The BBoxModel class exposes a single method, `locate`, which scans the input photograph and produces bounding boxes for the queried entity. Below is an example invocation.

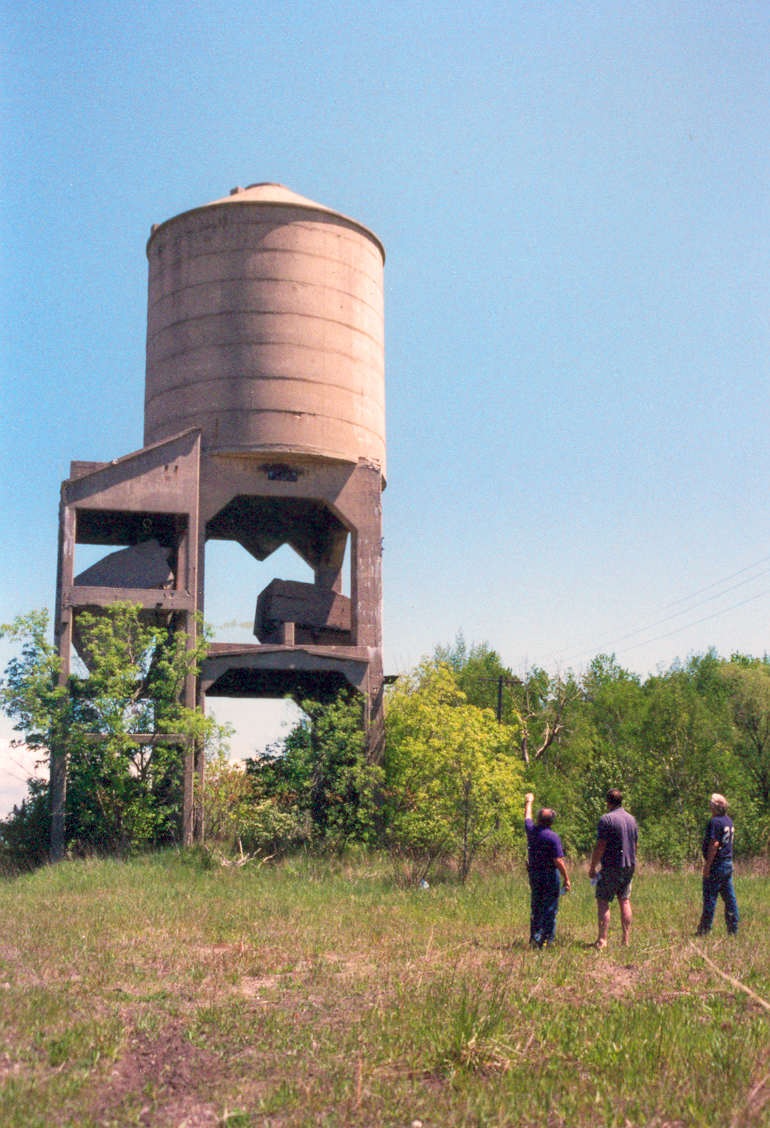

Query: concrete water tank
[144,183,386,474]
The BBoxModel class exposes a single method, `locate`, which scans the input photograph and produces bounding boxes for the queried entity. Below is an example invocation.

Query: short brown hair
[537,808,556,828]
[606,789,623,809]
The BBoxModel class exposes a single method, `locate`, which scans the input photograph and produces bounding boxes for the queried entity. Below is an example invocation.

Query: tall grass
[0,853,768,1127]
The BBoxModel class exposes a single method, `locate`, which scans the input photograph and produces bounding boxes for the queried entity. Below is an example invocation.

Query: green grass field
[0,852,768,1128]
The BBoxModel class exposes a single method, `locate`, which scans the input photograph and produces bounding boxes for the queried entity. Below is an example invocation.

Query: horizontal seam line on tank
[146,335,383,369]
[154,218,372,243]
[149,223,382,263]
[144,374,384,406]
[144,405,384,439]
[146,288,381,324]
[147,291,382,329]
[147,354,383,380]
[147,260,381,307]
[146,308,383,351]
[149,257,382,294]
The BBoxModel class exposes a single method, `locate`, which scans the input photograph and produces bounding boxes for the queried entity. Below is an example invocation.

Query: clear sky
[1,1,768,812]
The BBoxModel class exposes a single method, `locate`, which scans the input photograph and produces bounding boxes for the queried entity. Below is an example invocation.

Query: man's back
[525,819,564,871]
[598,807,638,868]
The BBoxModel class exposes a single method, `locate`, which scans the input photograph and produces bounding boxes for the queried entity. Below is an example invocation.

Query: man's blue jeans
[699,861,739,935]
[529,870,561,947]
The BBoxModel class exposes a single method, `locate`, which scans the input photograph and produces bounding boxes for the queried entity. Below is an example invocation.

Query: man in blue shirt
[524,792,570,948]
[589,788,638,949]
[697,793,739,936]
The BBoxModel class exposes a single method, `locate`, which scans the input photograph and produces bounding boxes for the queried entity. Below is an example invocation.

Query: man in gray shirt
[588,788,638,949]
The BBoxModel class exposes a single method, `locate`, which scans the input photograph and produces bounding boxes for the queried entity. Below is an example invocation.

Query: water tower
[54,184,386,855]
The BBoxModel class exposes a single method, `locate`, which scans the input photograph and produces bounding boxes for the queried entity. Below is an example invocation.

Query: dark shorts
[596,866,634,903]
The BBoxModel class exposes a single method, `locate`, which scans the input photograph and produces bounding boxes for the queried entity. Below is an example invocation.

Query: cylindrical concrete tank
[144,183,386,474]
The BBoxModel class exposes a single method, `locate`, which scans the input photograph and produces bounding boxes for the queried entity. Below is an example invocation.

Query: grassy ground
[0,852,768,1128]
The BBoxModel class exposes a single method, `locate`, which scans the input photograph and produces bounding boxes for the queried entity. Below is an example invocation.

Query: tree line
[427,634,770,866]
[1,612,769,876]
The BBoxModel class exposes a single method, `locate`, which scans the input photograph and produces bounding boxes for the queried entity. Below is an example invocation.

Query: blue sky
[1,1,768,810]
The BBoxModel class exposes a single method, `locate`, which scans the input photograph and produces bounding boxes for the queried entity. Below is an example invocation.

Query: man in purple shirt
[524,792,570,948]
[589,788,638,949]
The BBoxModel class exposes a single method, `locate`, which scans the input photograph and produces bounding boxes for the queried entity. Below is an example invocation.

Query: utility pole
[476,674,523,722]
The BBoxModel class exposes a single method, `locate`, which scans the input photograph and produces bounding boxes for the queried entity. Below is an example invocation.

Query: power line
[562,565,770,664]
[647,553,770,613]
[612,585,770,657]
[540,551,770,669]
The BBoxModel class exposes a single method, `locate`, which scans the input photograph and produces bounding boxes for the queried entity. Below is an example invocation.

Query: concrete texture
[74,539,174,590]
[254,579,351,646]
[145,183,386,475]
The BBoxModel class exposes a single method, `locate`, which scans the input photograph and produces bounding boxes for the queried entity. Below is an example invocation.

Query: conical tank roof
[208,182,340,211]
[148,182,384,259]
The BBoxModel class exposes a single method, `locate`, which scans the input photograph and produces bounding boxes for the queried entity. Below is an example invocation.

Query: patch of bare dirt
[584,961,641,999]
[240,973,282,997]
[89,1021,227,1128]
[0,1050,25,1084]
[729,1062,770,1128]
[239,951,378,1002]
[321,951,379,978]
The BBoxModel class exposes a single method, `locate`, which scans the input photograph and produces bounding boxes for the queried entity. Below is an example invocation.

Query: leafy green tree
[384,660,523,882]
[721,658,770,809]
[509,666,583,767]
[0,605,227,862]
[433,633,517,721]
[557,651,761,864]
[0,609,83,867]
[0,778,52,870]
[635,668,730,862]
[202,754,303,857]
[529,656,639,855]
[201,755,257,844]
[432,633,580,766]
[572,655,645,776]
[0,608,73,773]
[247,691,382,851]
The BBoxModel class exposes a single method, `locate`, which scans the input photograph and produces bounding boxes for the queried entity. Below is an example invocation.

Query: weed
[435,984,511,1076]
[221,1112,254,1127]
